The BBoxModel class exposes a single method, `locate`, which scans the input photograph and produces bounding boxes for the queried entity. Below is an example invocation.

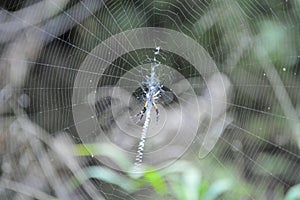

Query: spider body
[136,83,163,122]
[135,47,164,123]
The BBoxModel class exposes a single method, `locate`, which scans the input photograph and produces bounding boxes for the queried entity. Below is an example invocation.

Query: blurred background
[1,0,300,199]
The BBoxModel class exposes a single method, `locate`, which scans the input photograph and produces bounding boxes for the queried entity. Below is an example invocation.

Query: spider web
[1,0,300,199]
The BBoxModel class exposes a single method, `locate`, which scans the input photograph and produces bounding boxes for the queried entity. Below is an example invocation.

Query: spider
[135,46,165,123]
[136,84,163,123]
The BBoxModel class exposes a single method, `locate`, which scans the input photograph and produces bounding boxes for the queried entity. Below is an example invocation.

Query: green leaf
[203,179,233,200]
[284,184,300,200]
[161,161,201,200]
[182,166,201,200]
[143,169,167,195]
[68,166,137,192]
[199,181,210,199]
[74,143,131,171]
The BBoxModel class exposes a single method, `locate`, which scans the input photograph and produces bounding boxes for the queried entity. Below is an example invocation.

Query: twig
[257,47,300,148]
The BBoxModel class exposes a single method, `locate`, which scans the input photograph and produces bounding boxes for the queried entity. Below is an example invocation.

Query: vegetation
[0,0,300,199]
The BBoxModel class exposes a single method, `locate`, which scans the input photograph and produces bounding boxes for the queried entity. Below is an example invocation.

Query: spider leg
[136,101,149,120]
[153,90,160,97]
[152,102,160,122]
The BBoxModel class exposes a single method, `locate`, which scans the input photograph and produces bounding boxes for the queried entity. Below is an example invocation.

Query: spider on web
[135,47,165,123]
[136,83,164,123]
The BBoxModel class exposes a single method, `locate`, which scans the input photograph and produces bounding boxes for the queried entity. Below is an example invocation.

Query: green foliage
[71,145,251,199]
[285,183,300,200]
[257,20,297,67]
[68,166,136,192]
[202,179,233,200]
[68,162,240,200]
[161,161,201,200]
[143,169,167,195]
[75,143,131,171]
